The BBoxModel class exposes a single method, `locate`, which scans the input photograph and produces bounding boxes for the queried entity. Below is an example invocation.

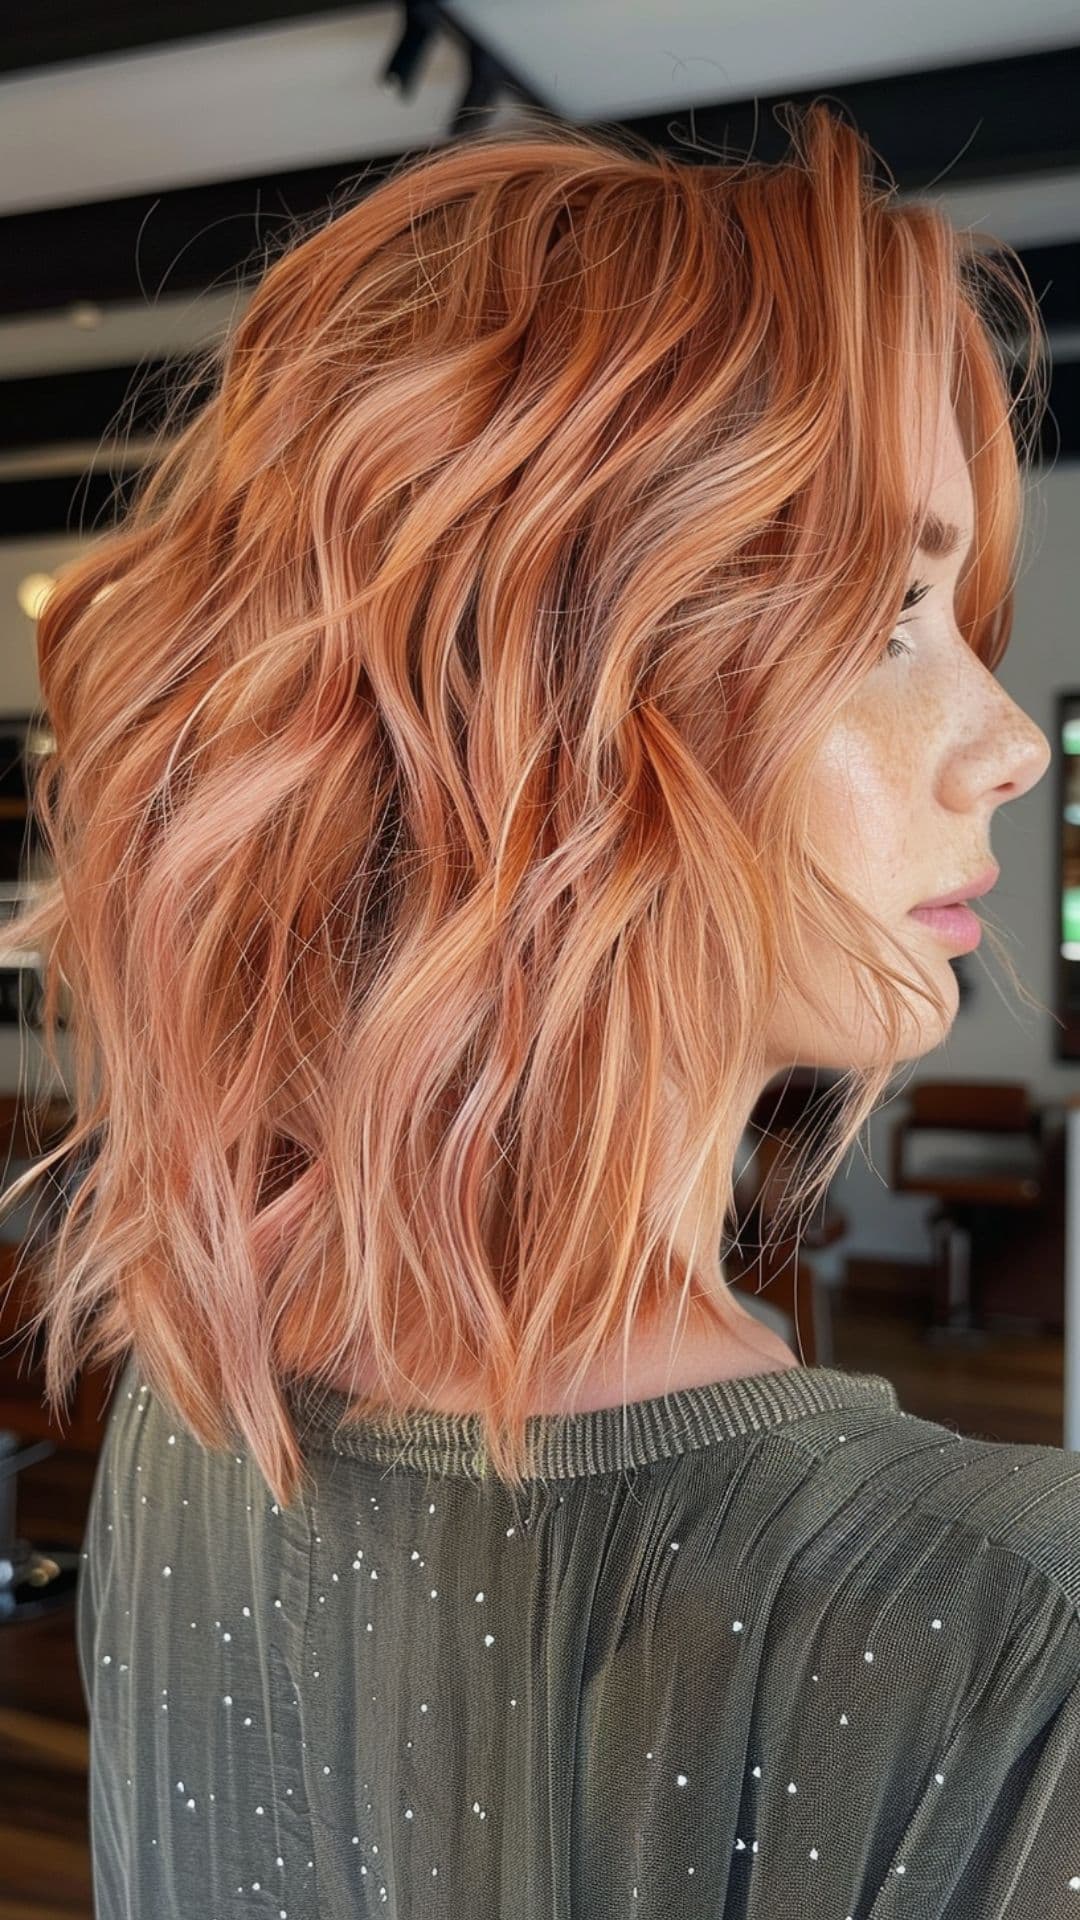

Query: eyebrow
[916,510,967,560]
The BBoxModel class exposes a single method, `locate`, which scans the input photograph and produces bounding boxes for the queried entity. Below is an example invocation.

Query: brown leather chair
[890,1080,1050,1341]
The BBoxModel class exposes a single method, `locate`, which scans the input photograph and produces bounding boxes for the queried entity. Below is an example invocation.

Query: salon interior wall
[0,460,1077,1265]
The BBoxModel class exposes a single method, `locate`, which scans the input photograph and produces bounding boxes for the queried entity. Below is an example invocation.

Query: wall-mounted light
[68,303,104,330]
[17,574,56,621]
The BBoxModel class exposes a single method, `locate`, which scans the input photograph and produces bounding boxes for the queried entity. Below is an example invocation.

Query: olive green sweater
[77,1350,1080,1917]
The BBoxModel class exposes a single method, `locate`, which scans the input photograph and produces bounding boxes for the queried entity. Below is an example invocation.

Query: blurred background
[0,5,1077,1910]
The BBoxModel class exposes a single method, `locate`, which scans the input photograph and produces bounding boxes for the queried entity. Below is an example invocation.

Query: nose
[991,712,1051,807]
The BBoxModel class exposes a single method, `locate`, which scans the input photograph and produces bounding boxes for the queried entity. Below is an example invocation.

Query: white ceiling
[0,9,475,218]
[455,0,1080,121]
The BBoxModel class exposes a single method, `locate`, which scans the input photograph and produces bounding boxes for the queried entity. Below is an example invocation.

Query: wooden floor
[0,1271,1069,1918]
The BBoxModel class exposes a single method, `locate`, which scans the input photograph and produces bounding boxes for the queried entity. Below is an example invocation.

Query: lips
[911,863,999,912]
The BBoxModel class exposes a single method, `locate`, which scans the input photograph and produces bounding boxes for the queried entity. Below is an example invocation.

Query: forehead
[908,381,975,549]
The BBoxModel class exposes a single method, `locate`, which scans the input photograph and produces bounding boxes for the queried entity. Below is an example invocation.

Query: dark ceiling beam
[1,45,1079,321]
[0,153,401,320]
[0,468,145,542]
[0,0,390,78]
[1021,240,1080,332]
[620,42,1080,187]
[0,360,214,452]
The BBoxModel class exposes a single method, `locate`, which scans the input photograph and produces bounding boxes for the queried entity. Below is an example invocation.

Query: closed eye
[901,579,931,615]
[883,578,931,663]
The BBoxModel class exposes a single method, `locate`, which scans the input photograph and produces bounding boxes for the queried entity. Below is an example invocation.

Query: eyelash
[885,578,930,658]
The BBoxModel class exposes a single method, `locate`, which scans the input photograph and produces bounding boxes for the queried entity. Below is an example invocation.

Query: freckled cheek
[808,720,921,893]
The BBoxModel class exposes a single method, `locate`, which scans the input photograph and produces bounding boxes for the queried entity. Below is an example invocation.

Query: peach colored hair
[2,104,1047,1502]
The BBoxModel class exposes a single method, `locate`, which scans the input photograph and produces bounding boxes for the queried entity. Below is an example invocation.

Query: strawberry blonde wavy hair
[2,103,1047,1502]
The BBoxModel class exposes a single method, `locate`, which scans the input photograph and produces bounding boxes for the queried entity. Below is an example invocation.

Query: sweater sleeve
[994,1670,1080,1919]
[935,1642,1080,1919]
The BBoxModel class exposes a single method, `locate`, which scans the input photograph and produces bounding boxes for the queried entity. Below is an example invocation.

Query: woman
[9,105,1078,1916]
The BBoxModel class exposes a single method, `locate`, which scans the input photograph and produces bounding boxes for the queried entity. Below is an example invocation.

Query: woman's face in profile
[764,385,1052,1075]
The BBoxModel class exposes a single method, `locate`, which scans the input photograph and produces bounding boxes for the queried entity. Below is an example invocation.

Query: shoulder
[770,1397,1080,1619]
[667,1408,1080,1911]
